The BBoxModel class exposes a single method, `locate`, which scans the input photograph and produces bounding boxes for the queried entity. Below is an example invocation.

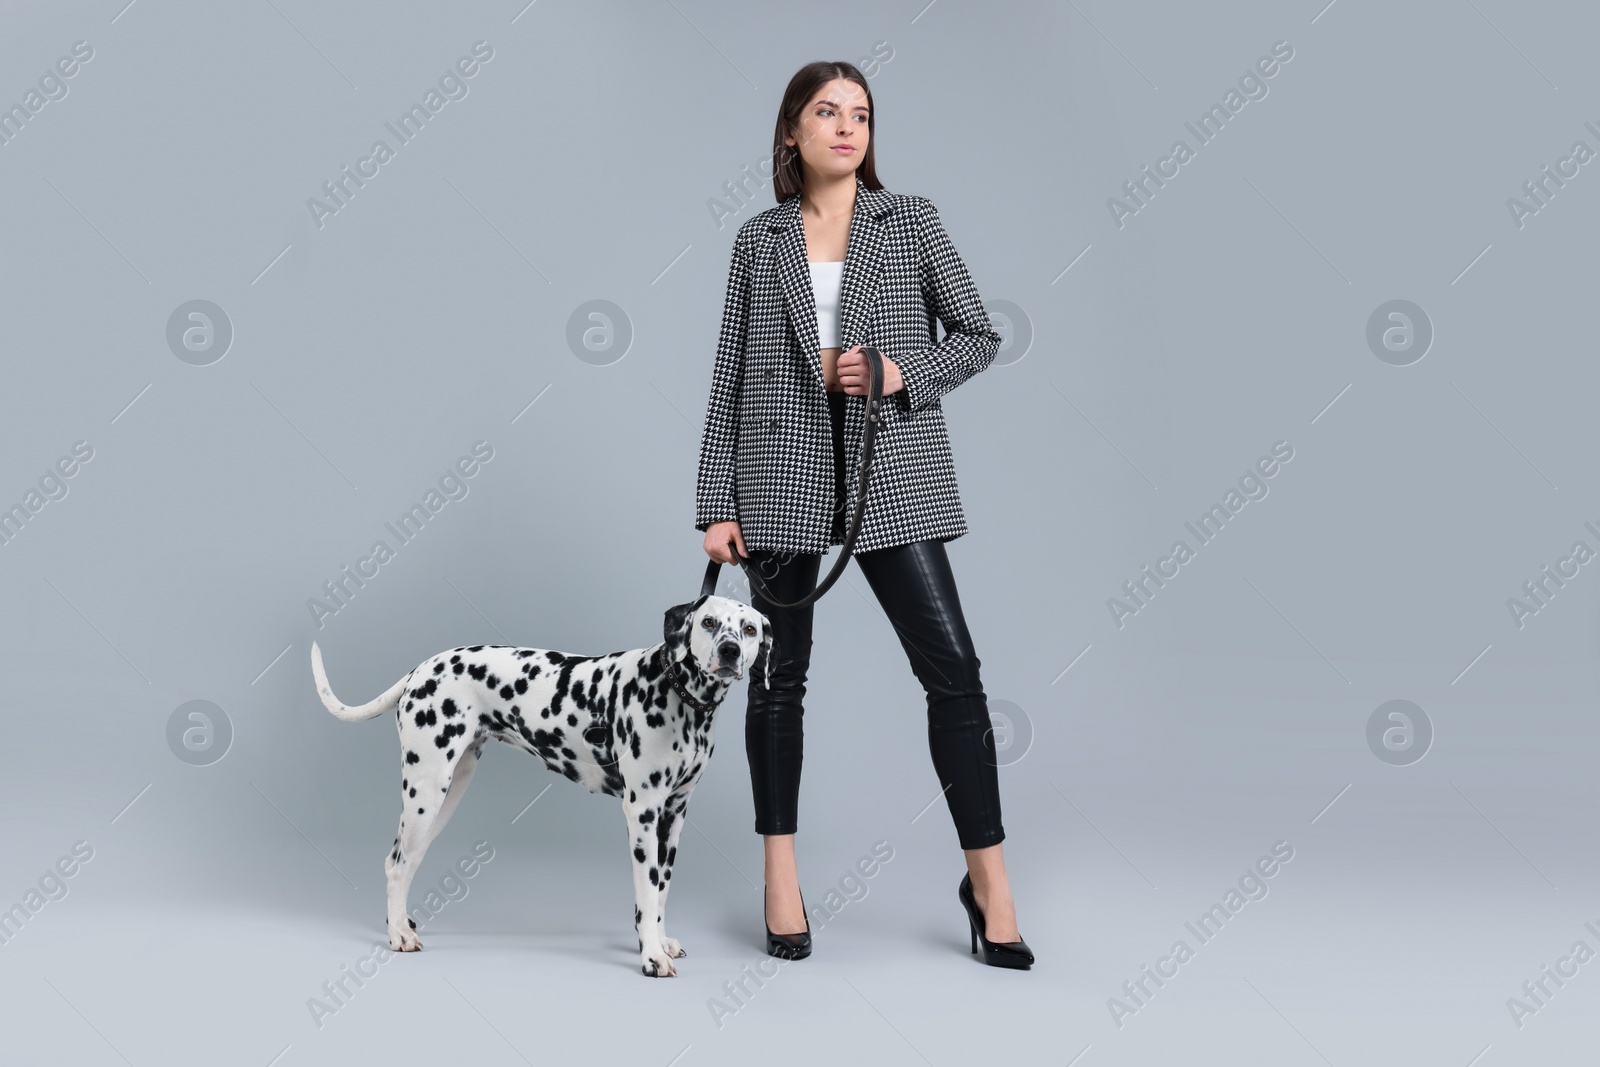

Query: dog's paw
[388,919,422,952]
[640,948,679,977]
[663,936,686,958]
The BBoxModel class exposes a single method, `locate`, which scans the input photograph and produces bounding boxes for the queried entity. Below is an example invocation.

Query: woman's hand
[704,521,748,564]
[837,345,904,397]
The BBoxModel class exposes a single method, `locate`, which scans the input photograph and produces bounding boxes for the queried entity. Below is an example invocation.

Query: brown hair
[770,61,883,203]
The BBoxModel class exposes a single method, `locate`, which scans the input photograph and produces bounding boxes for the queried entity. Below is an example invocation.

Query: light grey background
[2,0,1596,1063]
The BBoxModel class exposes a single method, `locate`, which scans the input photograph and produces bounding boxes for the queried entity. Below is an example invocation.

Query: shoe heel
[958,872,1035,970]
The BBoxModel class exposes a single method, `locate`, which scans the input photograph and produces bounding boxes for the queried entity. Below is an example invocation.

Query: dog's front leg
[655,790,691,960]
[622,795,676,977]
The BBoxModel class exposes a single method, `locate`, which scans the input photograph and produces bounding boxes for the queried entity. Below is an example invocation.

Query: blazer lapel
[773,173,896,395]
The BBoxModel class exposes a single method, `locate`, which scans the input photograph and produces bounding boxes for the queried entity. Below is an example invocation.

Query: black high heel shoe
[764,881,812,960]
[958,872,1034,969]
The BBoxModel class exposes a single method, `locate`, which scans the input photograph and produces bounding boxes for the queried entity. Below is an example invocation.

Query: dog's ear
[663,594,711,659]
[755,615,776,690]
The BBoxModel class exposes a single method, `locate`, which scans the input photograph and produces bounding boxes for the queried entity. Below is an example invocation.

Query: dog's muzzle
[713,640,742,678]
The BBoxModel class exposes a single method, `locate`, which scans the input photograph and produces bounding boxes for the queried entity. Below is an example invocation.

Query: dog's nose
[717,641,740,665]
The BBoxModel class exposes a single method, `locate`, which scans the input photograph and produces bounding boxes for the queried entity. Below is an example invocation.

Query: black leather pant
[743,389,1005,850]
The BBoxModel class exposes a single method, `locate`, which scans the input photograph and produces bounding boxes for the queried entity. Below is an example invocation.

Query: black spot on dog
[409,787,416,798]
[405,750,420,764]
[441,698,459,718]
[500,685,514,700]
[514,677,528,694]
[467,663,488,681]
[467,645,484,653]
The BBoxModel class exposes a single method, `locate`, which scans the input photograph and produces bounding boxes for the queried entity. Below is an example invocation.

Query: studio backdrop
[1,1,1597,1064]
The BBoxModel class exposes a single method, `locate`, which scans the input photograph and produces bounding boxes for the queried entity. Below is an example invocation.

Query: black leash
[700,346,887,611]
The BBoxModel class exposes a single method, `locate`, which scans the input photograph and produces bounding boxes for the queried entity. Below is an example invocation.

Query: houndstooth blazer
[695,172,1001,556]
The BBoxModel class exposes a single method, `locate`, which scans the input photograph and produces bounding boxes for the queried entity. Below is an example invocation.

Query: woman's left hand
[836,345,904,397]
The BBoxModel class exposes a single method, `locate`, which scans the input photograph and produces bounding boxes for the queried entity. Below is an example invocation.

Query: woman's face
[784,77,870,182]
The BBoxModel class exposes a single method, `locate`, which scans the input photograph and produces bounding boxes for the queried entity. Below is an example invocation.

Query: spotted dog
[309,592,771,977]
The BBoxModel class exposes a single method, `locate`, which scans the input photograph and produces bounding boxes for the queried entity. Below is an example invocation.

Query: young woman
[694,61,1032,969]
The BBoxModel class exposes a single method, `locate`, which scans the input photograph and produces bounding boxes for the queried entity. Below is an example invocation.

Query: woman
[694,61,1032,969]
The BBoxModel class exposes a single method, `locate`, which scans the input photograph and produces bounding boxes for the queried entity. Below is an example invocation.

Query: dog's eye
[744,625,756,636]
[701,617,714,628]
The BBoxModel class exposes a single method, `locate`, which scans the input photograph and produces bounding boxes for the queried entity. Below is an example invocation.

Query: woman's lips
[831,145,855,153]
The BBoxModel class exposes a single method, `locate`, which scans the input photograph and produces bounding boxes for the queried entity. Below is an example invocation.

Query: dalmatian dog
[309,592,771,977]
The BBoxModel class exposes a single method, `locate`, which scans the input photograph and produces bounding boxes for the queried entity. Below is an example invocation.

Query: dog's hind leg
[654,789,691,960]
[384,740,482,951]
[430,736,484,837]
[622,793,677,976]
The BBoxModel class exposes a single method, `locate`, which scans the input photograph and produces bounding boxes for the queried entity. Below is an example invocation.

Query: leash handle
[701,346,886,610]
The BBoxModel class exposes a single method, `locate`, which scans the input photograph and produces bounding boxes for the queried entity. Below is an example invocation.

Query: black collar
[668,657,717,713]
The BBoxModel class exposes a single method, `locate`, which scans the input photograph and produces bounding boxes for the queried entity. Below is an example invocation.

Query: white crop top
[809,260,844,349]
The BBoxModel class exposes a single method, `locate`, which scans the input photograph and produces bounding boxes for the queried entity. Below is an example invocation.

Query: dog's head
[663,593,775,687]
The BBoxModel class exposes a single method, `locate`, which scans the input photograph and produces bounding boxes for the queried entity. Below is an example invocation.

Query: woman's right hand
[703,521,748,564]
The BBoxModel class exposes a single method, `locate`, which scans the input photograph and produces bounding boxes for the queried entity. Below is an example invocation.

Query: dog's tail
[310,642,411,722]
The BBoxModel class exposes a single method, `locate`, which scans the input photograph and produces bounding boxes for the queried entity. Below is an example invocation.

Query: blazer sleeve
[891,196,1002,416]
[694,219,753,532]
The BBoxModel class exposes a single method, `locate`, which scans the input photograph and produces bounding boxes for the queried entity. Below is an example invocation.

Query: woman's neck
[800,172,856,223]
